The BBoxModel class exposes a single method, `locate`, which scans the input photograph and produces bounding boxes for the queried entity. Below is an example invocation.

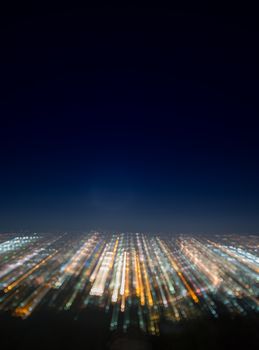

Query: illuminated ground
[0,232,258,336]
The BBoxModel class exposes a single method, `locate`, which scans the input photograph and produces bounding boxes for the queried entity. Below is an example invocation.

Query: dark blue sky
[1,7,259,233]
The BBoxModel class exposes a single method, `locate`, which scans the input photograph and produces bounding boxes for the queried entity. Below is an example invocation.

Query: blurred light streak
[0,232,258,332]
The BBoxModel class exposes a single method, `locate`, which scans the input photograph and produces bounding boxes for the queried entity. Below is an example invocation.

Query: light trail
[0,232,258,333]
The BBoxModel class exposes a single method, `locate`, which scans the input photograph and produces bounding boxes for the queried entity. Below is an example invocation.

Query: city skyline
[0,232,258,335]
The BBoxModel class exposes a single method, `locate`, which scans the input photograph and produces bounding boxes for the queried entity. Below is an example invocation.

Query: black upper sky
[1,6,259,233]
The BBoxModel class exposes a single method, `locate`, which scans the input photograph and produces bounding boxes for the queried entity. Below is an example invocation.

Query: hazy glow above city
[0,232,258,334]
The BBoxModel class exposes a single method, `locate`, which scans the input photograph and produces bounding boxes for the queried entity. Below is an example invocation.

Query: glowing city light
[0,232,258,334]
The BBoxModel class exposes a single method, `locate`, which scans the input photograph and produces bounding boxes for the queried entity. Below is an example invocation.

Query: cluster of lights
[0,232,258,334]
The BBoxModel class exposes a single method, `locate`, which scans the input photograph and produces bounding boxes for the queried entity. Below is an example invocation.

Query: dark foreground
[0,310,258,350]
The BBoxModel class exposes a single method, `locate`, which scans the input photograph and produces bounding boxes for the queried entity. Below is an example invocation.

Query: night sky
[1,7,259,233]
